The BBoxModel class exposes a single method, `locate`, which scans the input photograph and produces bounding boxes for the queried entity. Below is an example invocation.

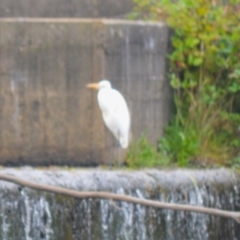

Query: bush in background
[128,0,240,167]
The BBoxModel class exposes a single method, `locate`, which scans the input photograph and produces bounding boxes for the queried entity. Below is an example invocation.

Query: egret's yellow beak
[86,83,100,89]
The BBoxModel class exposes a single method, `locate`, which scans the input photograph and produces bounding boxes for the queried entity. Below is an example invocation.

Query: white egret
[87,80,131,167]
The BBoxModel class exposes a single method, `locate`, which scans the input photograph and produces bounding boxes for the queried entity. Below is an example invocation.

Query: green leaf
[185,38,200,48]
[170,74,181,88]
[192,57,203,66]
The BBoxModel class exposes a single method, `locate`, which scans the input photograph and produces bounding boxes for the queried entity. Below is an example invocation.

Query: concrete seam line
[0,173,239,223]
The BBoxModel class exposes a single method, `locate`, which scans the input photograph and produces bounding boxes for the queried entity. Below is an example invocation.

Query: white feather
[96,80,131,148]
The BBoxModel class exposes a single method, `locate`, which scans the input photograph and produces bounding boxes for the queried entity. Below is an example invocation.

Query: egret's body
[87,80,131,166]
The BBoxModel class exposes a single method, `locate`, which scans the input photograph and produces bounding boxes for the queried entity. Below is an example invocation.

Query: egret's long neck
[97,88,113,113]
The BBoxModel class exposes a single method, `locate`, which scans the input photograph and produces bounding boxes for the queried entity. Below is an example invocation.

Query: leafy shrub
[126,135,170,168]
[129,0,240,167]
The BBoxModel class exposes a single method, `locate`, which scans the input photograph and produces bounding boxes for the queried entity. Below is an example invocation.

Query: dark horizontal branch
[0,173,239,223]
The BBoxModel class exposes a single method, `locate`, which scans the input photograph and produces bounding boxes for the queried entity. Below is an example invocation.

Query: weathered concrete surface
[0,19,172,166]
[0,168,239,240]
[0,0,133,18]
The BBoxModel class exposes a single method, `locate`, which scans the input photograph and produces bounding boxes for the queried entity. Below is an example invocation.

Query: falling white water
[0,169,239,240]
[32,196,53,240]
[22,191,32,240]
[1,204,10,240]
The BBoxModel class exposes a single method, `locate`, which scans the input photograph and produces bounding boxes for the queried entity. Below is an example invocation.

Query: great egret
[87,80,131,167]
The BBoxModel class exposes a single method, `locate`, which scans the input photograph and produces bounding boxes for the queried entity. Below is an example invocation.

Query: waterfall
[0,168,239,240]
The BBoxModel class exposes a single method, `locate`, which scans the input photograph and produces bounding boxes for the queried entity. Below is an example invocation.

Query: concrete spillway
[0,168,239,240]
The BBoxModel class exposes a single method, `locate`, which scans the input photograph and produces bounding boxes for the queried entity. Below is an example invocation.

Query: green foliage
[159,120,200,166]
[231,156,240,169]
[126,135,170,168]
[129,0,240,167]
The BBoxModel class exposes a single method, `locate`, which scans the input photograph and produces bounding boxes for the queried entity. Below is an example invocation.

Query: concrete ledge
[0,0,133,18]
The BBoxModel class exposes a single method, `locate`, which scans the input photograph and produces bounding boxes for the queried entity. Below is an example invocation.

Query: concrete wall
[0,19,172,166]
[0,0,133,18]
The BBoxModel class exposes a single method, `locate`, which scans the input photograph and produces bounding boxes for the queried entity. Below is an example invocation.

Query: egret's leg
[109,146,113,170]
[118,145,122,169]
[109,135,114,169]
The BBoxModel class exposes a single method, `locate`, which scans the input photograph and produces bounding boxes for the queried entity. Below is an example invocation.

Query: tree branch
[0,173,239,223]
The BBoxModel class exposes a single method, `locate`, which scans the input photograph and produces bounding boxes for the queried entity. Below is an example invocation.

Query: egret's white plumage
[87,80,130,149]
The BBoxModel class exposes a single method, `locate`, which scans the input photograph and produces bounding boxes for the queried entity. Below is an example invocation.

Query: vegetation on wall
[127,0,240,168]
[126,135,170,168]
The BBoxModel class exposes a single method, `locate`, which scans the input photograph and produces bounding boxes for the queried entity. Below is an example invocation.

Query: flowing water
[0,168,239,240]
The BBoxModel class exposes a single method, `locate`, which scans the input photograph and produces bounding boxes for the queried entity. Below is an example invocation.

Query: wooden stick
[0,173,239,223]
